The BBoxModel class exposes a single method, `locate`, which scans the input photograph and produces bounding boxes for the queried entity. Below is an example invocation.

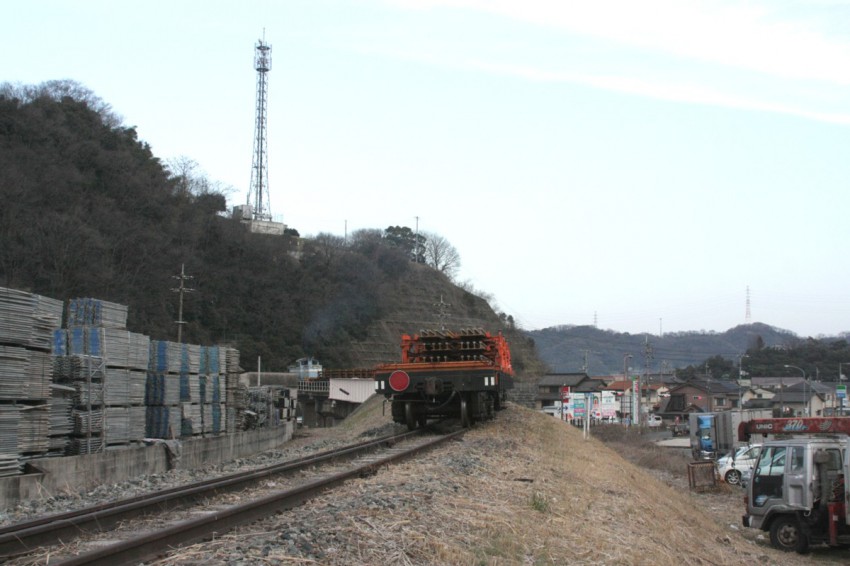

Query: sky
[4,0,850,337]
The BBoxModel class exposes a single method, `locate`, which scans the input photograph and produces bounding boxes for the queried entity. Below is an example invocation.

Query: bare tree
[422,232,461,279]
[310,232,347,268]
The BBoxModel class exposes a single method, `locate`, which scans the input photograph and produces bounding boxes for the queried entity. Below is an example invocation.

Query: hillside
[527,322,804,375]
[0,82,545,377]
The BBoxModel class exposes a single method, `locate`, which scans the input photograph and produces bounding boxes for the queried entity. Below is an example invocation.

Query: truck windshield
[752,446,786,507]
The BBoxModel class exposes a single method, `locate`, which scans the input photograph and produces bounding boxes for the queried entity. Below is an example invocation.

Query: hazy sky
[5,0,850,337]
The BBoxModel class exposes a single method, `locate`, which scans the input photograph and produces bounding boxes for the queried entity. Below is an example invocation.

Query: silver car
[716,444,762,486]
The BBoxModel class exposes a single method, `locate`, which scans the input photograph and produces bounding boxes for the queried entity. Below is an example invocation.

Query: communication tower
[745,285,752,324]
[247,36,272,222]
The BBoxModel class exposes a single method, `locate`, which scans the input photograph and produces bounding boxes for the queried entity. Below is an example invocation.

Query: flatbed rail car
[374,328,514,429]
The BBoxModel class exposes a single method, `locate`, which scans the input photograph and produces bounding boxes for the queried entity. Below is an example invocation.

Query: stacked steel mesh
[0,287,62,474]
[0,285,250,470]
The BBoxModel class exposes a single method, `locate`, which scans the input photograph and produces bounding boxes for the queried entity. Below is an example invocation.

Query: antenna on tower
[745,285,752,324]
[247,33,272,222]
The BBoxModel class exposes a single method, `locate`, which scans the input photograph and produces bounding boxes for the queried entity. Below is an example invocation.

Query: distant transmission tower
[247,35,272,222]
[745,285,752,324]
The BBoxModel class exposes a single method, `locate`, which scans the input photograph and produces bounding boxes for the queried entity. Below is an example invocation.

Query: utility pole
[738,353,748,412]
[623,353,633,427]
[581,349,595,374]
[171,264,194,344]
[639,336,653,427]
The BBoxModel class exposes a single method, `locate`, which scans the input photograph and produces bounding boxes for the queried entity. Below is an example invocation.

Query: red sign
[388,370,410,392]
[560,386,571,401]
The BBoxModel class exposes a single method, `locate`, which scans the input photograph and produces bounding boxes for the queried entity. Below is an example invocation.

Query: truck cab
[743,436,848,552]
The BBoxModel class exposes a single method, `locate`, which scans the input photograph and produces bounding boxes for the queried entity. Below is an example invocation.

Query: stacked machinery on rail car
[374,328,514,429]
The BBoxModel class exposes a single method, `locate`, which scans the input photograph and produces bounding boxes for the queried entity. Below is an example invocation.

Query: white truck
[739,417,850,553]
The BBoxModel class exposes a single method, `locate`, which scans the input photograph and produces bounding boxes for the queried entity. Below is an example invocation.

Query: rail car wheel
[405,402,417,431]
[460,394,474,428]
[485,395,494,420]
[417,411,427,428]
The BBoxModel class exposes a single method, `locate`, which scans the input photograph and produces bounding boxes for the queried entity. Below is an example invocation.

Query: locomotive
[373,328,514,429]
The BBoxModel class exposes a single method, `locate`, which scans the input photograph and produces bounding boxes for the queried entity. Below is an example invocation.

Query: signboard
[573,395,586,418]
[560,386,571,401]
[599,391,618,418]
[838,384,846,399]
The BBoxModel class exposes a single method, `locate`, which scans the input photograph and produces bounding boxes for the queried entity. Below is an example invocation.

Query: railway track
[1,425,464,565]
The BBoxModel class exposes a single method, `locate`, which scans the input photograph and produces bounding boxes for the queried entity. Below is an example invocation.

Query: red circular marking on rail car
[388,370,410,392]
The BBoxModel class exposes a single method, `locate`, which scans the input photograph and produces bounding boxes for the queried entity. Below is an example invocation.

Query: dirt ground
[155,399,850,565]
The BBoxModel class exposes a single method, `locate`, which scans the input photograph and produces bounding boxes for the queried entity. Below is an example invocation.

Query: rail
[0,428,435,561]
[51,427,464,565]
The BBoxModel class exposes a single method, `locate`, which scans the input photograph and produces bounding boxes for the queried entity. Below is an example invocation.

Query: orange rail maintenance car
[374,328,514,429]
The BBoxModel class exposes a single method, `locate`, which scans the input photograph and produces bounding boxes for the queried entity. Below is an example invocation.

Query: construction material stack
[199,345,227,435]
[374,328,514,429]
[146,341,182,438]
[225,347,245,431]
[0,287,63,475]
[57,298,150,453]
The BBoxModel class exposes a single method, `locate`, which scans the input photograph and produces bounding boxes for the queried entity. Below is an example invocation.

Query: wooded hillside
[0,81,545,376]
[528,322,847,377]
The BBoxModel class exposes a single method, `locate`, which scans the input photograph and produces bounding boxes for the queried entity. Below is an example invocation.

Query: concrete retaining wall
[0,423,294,508]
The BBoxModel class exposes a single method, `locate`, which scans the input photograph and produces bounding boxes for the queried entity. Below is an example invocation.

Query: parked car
[647,414,663,427]
[716,443,762,486]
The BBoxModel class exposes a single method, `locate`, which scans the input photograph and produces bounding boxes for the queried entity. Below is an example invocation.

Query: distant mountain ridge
[526,322,803,375]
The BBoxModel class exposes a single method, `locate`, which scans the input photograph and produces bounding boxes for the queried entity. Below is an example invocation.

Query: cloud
[464,58,850,125]
[382,0,850,124]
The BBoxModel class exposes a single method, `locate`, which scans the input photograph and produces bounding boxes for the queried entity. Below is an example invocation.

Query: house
[663,378,741,416]
[535,373,588,410]
[750,376,805,390]
[773,381,835,417]
[601,379,670,420]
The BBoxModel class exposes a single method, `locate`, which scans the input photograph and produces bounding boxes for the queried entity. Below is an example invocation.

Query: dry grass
[310,407,768,565]
[155,401,849,565]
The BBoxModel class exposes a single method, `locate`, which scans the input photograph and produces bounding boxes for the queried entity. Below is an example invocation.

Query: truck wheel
[769,516,809,553]
[725,470,742,486]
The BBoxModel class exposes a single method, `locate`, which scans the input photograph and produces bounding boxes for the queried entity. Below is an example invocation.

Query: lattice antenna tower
[247,34,272,222]
[745,285,752,324]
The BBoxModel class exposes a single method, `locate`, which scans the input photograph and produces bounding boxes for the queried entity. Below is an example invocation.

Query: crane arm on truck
[738,417,850,443]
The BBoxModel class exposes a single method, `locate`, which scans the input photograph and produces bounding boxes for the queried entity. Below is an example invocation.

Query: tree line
[0,81,482,372]
[676,337,850,382]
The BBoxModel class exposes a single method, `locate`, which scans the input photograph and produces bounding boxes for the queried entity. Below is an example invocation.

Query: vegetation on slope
[0,81,544,376]
[529,322,850,376]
